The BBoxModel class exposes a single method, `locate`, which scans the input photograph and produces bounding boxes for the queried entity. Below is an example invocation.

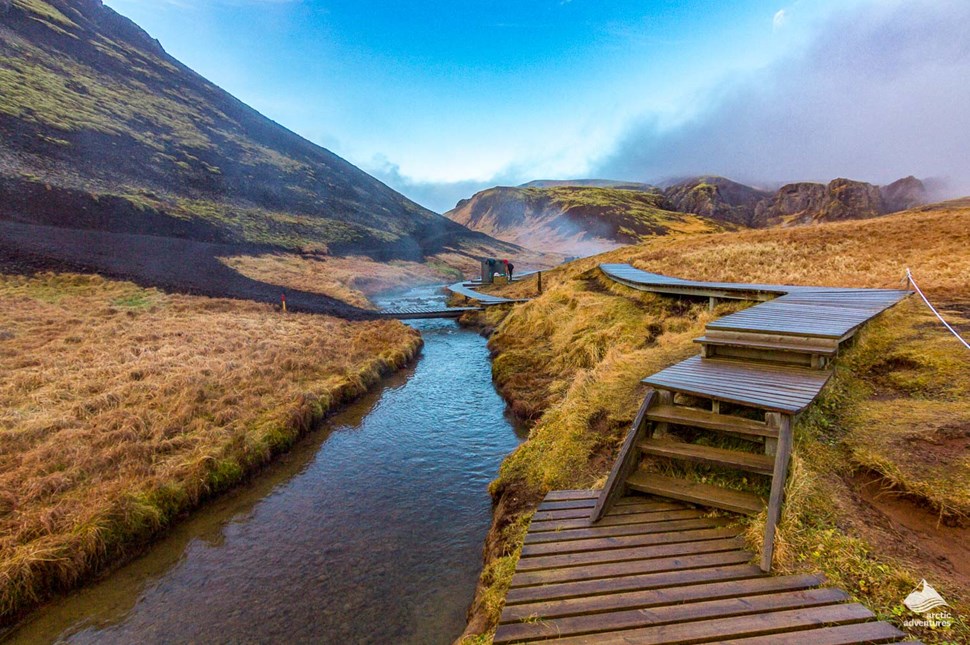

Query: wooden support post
[761,413,793,572]
[709,296,717,311]
[764,412,780,456]
[711,400,721,414]
[652,389,674,439]
[589,390,656,523]
[537,271,543,295]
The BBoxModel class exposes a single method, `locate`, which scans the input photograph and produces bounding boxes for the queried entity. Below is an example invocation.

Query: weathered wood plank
[716,620,908,644]
[761,414,792,572]
[639,438,775,474]
[646,404,776,438]
[536,498,597,511]
[515,536,745,572]
[545,603,878,645]
[503,563,764,605]
[543,490,599,501]
[528,509,705,533]
[626,472,765,515]
[493,587,847,644]
[519,526,743,557]
[589,391,656,523]
[509,550,754,588]
[523,517,734,545]
[500,573,823,623]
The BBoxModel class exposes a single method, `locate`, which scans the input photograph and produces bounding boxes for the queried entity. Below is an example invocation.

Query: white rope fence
[906,268,970,350]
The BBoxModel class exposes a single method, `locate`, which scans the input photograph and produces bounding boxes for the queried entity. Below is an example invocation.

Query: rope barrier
[906,268,970,350]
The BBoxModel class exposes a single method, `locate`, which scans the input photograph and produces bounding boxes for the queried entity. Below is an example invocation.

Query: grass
[459,201,970,642]
[0,272,422,623]
[220,253,467,309]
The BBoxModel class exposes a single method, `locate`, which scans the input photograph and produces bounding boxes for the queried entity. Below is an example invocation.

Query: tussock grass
[463,203,970,642]
[221,253,464,308]
[0,272,421,623]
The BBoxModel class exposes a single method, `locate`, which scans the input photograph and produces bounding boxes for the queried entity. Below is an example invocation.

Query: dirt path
[851,471,970,594]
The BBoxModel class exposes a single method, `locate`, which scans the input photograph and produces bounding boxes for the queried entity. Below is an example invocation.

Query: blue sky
[105,0,969,212]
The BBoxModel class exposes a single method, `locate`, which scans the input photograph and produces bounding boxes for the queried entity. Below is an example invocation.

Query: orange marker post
[281,293,287,313]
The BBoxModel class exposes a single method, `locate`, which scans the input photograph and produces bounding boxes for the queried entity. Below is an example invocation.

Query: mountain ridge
[0,0,524,311]
[447,175,930,255]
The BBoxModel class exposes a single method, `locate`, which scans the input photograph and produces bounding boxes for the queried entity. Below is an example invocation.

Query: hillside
[445,185,727,256]
[456,199,970,642]
[0,0,524,312]
[450,175,929,256]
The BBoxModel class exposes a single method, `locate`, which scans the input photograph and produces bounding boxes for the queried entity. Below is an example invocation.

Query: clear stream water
[8,285,526,644]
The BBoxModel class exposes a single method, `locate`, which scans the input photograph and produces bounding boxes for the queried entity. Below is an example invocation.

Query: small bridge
[377,305,482,320]
[496,264,917,644]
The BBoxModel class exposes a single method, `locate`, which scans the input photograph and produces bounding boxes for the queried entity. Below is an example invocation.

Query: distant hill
[449,175,929,255]
[0,0,521,312]
[445,186,727,256]
[662,176,772,227]
[520,179,656,192]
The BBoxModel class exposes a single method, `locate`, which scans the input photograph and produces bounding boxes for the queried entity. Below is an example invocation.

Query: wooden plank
[590,391,656,522]
[543,490,599,501]
[639,438,775,475]
[761,414,792,572]
[646,404,776,438]
[509,550,754,588]
[626,472,766,515]
[531,508,595,521]
[716,620,908,644]
[493,587,848,644]
[523,517,735,545]
[529,509,705,533]
[532,499,692,523]
[500,573,823,623]
[536,498,597,511]
[515,537,745,572]
[504,563,764,605]
[520,527,743,557]
[545,603,878,645]
[642,356,832,413]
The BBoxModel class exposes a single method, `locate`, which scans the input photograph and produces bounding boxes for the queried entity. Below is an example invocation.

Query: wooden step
[647,404,776,439]
[695,334,838,356]
[626,472,766,515]
[640,438,775,475]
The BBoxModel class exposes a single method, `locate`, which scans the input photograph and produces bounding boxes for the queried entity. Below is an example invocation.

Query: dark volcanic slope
[0,0,518,288]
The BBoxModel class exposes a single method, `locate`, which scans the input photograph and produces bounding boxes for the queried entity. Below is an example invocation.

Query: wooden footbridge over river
[495,264,920,644]
[377,276,532,319]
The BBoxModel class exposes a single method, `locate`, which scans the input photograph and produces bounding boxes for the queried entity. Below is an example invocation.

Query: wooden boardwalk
[447,280,531,305]
[495,266,915,643]
[496,490,916,644]
[377,305,482,319]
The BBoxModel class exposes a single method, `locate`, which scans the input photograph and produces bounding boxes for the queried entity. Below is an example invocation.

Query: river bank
[5,283,526,643]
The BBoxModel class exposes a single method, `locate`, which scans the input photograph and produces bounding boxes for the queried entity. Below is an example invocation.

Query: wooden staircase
[592,327,845,572]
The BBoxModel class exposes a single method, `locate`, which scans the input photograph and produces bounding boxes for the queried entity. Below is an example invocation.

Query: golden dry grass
[0,272,421,623]
[221,253,466,308]
[463,202,970,642]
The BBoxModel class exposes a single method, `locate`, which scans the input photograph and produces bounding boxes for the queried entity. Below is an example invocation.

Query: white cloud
[773,9,788,30]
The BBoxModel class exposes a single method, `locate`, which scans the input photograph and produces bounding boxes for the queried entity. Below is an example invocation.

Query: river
[8,285,525,644]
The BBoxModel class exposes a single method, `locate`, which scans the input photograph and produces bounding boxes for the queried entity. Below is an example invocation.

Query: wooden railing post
[589,390,656,524]
[761,413,793,572]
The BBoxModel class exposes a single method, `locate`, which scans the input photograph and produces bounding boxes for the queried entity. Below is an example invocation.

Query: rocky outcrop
[752,177,923,226]
[661,176,772,227]
[881,176,928,213]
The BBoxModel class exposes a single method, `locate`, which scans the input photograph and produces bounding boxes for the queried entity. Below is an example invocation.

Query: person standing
[506,260,514,281]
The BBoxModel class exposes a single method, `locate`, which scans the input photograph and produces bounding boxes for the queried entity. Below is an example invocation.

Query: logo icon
[904,580,949,614]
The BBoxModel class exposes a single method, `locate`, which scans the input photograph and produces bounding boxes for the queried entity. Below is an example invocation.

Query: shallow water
[8,285,524,644]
